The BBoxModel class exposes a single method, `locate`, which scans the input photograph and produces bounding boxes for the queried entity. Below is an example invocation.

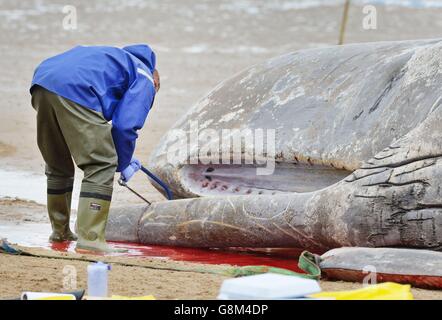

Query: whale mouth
[180,163,351,196]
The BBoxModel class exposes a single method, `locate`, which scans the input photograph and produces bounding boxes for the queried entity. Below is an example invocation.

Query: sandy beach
[0,0,442,299]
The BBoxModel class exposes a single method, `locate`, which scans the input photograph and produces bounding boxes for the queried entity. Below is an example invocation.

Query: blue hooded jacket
[30,44,156,172]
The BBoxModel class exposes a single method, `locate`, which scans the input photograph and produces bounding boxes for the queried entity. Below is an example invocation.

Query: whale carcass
[106,39,442,286]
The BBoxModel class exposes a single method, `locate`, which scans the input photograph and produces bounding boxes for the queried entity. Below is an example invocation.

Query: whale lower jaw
[178,163,351,197]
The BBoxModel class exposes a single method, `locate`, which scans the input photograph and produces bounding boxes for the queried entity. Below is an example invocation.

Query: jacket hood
[123,44,156,74]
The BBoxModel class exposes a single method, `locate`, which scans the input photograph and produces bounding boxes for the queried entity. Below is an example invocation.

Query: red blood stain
[49,241,307,273]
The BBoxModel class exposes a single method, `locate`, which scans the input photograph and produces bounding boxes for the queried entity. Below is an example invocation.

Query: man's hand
[153,69,160,93]
[121,157,141,182]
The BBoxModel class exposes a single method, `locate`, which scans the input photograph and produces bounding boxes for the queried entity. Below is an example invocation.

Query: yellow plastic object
[110,295,156,300]
[21,292,77,300]
[310,282,413,300]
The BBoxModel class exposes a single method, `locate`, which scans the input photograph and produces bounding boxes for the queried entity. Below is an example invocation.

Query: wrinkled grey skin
[107,39,442,252]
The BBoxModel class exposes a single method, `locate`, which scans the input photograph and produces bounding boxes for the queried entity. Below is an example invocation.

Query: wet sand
[1,0,442,205]
[0,199,441,299]
[1,0,442,299]
[1,243,440,300]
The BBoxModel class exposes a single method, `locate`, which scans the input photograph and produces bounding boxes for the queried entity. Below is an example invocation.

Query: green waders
[31,86,125,253]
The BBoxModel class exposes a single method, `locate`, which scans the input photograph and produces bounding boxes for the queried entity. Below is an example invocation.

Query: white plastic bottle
[87,262,111,298]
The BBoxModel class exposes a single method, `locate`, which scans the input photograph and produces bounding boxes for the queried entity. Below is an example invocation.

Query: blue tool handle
[140,165,173,200]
